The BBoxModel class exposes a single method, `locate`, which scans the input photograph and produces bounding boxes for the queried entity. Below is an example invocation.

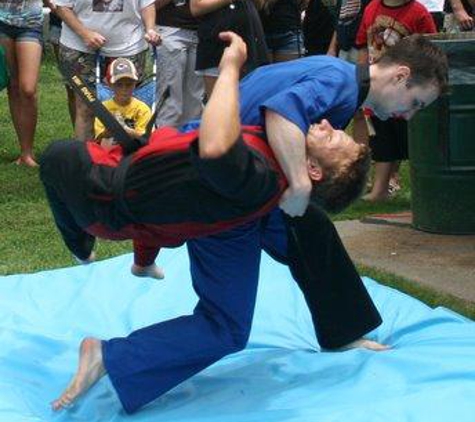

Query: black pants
[39,140,97,260]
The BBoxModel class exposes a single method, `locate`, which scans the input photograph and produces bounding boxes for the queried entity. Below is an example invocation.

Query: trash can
[409,33,475,234]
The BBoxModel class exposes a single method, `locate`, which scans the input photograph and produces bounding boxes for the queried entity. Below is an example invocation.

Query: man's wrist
[291,177,312,194]
[218,65,240,83]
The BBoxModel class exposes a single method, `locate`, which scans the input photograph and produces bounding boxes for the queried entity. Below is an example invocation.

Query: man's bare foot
[14,155,38,167]
[338,337,391,352]
[51,337,106,411]
[131,263,165,280]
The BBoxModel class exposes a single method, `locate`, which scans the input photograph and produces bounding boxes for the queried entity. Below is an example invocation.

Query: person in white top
[55,0,161,141]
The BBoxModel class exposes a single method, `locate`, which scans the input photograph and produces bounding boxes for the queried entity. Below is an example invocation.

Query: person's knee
[19,82,37,100]
[76,100,93,116]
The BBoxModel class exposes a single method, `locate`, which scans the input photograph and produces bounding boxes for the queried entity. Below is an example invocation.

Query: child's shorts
[369,116,409,162]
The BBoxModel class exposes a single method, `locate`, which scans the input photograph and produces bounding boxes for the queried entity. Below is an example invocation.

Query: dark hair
[375,34,449,95]
[310,143,371,214]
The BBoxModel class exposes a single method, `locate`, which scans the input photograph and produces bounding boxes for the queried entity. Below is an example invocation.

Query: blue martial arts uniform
[102,56,379,413]
[239,55,362,132]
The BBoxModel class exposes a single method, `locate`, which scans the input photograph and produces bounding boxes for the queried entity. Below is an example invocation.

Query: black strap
[60,63,170,155]
[356,63,371,109]
[144,86,170,139]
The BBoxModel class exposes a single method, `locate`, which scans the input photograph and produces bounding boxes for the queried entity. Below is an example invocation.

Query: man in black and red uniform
[46,32,381,413]
[41,32,369,282]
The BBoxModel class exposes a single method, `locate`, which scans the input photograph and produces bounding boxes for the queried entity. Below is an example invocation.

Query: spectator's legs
[365,118,408,201]
[1,37,42,166]
[181,30,204,125]
[58,46,97,141]
[52,43,76,126]
[74,95,95,141]
[155,27,203,127]
[364,161,393,201]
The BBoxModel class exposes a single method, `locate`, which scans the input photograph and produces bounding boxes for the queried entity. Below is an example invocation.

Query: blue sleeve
[260,76,350,134]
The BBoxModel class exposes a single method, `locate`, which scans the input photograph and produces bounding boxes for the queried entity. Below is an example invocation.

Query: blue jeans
[0,21,43,44]
[265,30,304,56]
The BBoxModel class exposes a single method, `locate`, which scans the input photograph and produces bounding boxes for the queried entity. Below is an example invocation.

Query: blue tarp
[0,247,474,422]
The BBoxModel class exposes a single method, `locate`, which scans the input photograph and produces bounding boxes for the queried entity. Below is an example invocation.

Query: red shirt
[356,0,436,62]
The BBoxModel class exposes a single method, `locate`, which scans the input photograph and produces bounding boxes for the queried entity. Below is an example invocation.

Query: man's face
[370,67,440,121]
[306,120,361,178]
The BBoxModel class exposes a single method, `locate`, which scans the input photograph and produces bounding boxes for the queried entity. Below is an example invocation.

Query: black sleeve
[284,205,382,349]
[39,141,96,261]
[189,134,280,206]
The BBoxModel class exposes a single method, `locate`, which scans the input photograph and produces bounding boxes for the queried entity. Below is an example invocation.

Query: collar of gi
[356,64,370,109]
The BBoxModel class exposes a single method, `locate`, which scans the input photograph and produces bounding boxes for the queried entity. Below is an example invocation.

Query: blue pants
[102,208,381,413]
[103,210,287,413]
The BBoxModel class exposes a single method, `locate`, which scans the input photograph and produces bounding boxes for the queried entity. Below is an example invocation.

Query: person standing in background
[303,0,340,56]
[0,0,55,166]
[260,0,306,63]
[355,0,437,202]
[191,0,268,97]
[48,10,76,126]
[155,0,204,127]
[55,0,161,141]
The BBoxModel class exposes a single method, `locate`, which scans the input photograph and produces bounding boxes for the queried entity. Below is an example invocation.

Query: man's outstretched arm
[198,31,247,159]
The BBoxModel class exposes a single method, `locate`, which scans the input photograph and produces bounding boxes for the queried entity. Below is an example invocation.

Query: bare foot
[131,263,165,280]
[51,337,106,411]
[14,155,38,167]
[338,338,391,352]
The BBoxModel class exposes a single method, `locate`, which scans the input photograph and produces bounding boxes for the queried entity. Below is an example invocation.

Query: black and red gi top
[42,126,287,267]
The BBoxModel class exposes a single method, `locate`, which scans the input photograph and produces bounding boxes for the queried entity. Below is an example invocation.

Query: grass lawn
[1,48,473,320]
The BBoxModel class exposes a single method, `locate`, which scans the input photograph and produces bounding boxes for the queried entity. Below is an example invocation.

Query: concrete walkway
[335,213,475,303]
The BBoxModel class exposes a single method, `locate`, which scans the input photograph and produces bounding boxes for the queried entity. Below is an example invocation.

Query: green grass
[1,49,473,320]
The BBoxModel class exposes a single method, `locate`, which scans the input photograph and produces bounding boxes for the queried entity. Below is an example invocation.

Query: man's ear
[395,65,411,85]
[307,159,324,182]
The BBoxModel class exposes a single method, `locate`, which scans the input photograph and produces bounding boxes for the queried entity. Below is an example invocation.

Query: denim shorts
[265,30,304,55]
[0,21,43,44]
